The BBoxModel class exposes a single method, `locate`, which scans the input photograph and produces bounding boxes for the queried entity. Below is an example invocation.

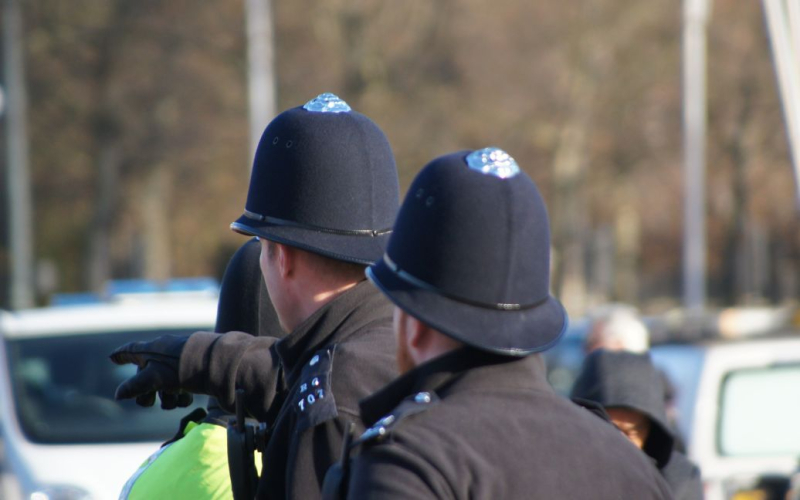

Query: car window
[718,364,800,456]
[5,329,208,444]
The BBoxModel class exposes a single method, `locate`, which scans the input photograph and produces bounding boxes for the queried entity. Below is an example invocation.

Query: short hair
[265,239,366,283]
[585,305,650,354]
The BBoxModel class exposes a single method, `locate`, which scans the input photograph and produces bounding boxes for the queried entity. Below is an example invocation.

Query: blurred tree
[4,0,796,312]
[707,0,795,304]
[22,0,251,295]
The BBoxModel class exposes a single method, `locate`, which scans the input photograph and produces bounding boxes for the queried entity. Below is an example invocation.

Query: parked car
[0,283,217,500]
[651,333,800,500]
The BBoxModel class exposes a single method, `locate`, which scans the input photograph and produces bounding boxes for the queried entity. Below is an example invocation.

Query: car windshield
[5,329,208,444]
[718,364,800,456]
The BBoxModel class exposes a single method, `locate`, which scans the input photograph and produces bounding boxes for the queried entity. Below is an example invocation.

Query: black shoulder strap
[321,391,440,500]
[160,407,208,448]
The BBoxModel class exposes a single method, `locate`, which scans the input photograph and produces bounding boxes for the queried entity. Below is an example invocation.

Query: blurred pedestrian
[323,148,673,499]
[571,349,703,500]
[585,305,650,354]
[583,305,687,450]
[110,93,401,500]
[119,237,281,499]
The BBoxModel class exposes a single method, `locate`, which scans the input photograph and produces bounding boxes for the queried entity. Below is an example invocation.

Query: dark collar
[359,348,551,426]
[274,279,383,384]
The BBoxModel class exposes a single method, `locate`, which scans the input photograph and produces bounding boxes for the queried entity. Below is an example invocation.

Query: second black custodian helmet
[231,93,400,265]
[367,148,567,356]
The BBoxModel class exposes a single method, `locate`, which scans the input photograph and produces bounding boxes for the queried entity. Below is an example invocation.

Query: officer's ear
[275,242,295,279]
[407,316,463,366]
[405,316,447,363]
[403,314,428,350]
[394,309,427,364]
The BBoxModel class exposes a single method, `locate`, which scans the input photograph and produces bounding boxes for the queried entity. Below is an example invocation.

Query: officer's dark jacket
[179,280,397,500]
[345,348,674,499]
[570,349,702,500]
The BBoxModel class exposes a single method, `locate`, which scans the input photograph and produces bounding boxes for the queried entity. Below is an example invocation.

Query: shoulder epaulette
[293,348,338,433]
[358,391,440,445]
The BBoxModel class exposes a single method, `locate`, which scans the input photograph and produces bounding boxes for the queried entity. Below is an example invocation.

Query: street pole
[682,0,711,313]
[245,0,277,170]
[3,0,34,310]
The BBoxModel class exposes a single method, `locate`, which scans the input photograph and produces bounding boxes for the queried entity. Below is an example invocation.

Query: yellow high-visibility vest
[120,421,262,500]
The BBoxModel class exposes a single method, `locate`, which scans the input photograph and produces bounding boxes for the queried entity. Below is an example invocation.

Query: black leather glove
[110,334,193,410]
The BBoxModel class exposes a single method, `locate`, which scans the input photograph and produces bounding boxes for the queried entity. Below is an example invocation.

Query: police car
[0,280,216,500]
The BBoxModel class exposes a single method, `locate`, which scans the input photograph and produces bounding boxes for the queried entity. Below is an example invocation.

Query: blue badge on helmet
[465,148,520,179]
[302,93,352,113]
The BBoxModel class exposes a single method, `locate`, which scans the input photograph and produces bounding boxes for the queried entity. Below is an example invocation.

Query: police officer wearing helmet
[324,149,674,499]
[120,238,280,500]
[111,93,401,500]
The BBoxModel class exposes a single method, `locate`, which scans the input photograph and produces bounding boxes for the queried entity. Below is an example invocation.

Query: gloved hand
[110,334,193,410]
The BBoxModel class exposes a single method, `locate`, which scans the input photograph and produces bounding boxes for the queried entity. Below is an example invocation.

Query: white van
[0,285,217,500]
[652,334,800,500]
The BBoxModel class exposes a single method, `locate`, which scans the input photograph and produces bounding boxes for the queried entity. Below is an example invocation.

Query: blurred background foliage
[0,0,797,314]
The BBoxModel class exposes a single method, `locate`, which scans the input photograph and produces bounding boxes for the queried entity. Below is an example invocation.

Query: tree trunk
[86,143,121,291]
[142,168,172,281]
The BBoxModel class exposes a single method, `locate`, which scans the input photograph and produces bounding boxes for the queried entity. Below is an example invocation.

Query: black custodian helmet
[367,148,567,356]
[231,93,400,265]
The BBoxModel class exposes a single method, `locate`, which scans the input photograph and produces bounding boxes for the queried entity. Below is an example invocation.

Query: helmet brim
[367,257,568,356]
[231,216,389,266]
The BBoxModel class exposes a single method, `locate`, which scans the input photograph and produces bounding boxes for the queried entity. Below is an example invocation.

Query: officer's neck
[280,272,361,332]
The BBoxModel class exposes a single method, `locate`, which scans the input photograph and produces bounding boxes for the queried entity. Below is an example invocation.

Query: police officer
[327,148,674,499]
[110,93,401,500]
[119,237,280,499]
